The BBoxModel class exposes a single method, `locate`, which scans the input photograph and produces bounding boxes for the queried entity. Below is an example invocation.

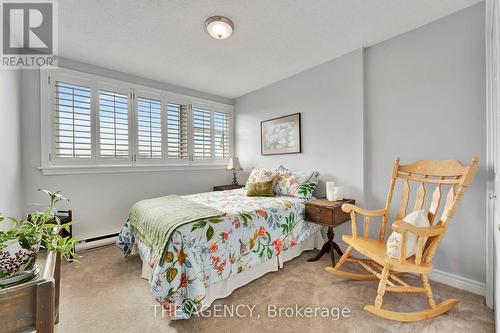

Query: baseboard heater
[75,233,119,252]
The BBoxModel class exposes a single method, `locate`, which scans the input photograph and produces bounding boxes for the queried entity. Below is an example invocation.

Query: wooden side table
[305,198,355,267]
[0,251,60,333]
[213,184,245,191]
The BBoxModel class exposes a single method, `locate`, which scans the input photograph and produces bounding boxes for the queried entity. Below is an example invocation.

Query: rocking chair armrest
[392,220,447,237]
[341,203,387,217]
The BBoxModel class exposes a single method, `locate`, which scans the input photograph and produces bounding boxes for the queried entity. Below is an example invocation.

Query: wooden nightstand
[305,198,355,266]
[213,184,245,191]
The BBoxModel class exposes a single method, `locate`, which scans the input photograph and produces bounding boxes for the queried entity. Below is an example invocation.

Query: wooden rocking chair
[325,157,479,322]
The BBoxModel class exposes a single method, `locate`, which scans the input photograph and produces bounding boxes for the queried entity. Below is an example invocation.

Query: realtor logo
[1,0,58,68]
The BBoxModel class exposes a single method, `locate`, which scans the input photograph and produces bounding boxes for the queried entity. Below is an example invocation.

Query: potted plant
[0,189,79,286]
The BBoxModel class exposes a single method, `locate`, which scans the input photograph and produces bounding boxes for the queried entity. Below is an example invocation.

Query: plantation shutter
[136,96,163,159]
[98,90,129,158]
[166,102,189,160]
[44,69,234,171]
[54,81,92,158]
[192,105,212,160]
[214,110,231,160]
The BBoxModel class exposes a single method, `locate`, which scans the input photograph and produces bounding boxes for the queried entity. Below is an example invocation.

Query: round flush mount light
[205,16,234,40]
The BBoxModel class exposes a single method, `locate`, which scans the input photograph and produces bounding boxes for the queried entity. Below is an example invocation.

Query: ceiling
[58,0,483,99]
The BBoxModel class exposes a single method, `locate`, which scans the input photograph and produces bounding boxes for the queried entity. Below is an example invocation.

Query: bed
[116,188,322,319]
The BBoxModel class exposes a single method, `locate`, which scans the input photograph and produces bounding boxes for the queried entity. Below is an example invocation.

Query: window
[41,68,233,174]
[99,89,129,159]
[214,110,231,160]
[54,81,92,159]
[166,102,189,160]
[193,105,212,160]
[136,96,162,160]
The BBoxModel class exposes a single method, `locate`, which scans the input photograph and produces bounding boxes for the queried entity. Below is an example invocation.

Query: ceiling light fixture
[205,16,234,40]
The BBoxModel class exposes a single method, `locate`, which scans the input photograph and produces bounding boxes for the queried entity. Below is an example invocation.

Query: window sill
[38,164,228,175]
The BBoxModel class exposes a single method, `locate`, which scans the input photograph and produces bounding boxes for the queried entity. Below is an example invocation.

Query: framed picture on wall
[261,113,301,155]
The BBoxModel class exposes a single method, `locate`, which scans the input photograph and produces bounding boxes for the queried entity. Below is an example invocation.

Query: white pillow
[386,210,430,259]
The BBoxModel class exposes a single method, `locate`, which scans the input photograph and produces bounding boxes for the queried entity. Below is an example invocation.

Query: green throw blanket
[128,195,225,265]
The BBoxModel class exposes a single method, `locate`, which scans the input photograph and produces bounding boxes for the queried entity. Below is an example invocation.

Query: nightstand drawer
[305,205,333,225]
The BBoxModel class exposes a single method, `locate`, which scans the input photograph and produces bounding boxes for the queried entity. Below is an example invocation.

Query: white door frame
[486,0,494,309]
[486,0,499,314]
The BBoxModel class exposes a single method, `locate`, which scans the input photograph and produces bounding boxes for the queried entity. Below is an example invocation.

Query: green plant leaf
[296,182,316,198]
[267,247,273,259]
[191,220,207,231]
[166,267,178,283]
[206,226,214,241]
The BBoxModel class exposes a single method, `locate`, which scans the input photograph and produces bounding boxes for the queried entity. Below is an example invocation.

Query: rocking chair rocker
[325,157,479,322]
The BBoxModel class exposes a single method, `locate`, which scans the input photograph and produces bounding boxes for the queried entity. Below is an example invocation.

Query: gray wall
[365,3,486,283]
[20,62,233,240]
[235,48,365,238]
[56,58,233,105]
[0,70,23,218]
[235,3,486,285]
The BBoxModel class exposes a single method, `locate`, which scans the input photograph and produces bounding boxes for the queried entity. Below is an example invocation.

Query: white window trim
[40,68,234,175]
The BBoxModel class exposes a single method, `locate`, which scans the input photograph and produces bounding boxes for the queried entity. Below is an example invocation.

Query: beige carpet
[56,246,493,333]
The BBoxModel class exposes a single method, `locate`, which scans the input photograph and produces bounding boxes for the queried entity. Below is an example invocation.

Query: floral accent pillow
[274,168,320,200]
[245,168,277,189]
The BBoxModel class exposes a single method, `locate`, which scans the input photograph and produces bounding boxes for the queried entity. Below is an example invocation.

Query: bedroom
[0,0,497,332]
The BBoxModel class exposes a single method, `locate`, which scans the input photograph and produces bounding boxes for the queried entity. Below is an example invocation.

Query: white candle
[326,181,335,193]
[334,186,344,201]
[327,190,337,201]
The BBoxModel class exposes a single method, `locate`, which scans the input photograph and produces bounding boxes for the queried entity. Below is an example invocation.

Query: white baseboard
[75,235,117,252]
[336,242,486,296]
[429,268,486,296]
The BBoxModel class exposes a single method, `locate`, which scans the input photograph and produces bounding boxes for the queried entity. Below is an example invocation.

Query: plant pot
[0,239,38,281]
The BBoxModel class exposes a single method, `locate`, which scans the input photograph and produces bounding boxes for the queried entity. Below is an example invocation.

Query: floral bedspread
[117,188,320,319]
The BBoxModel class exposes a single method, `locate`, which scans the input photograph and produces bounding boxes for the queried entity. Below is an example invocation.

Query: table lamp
[226,157,243,185]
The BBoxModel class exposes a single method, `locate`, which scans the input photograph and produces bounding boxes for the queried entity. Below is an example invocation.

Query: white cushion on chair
[386,210,430,259]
